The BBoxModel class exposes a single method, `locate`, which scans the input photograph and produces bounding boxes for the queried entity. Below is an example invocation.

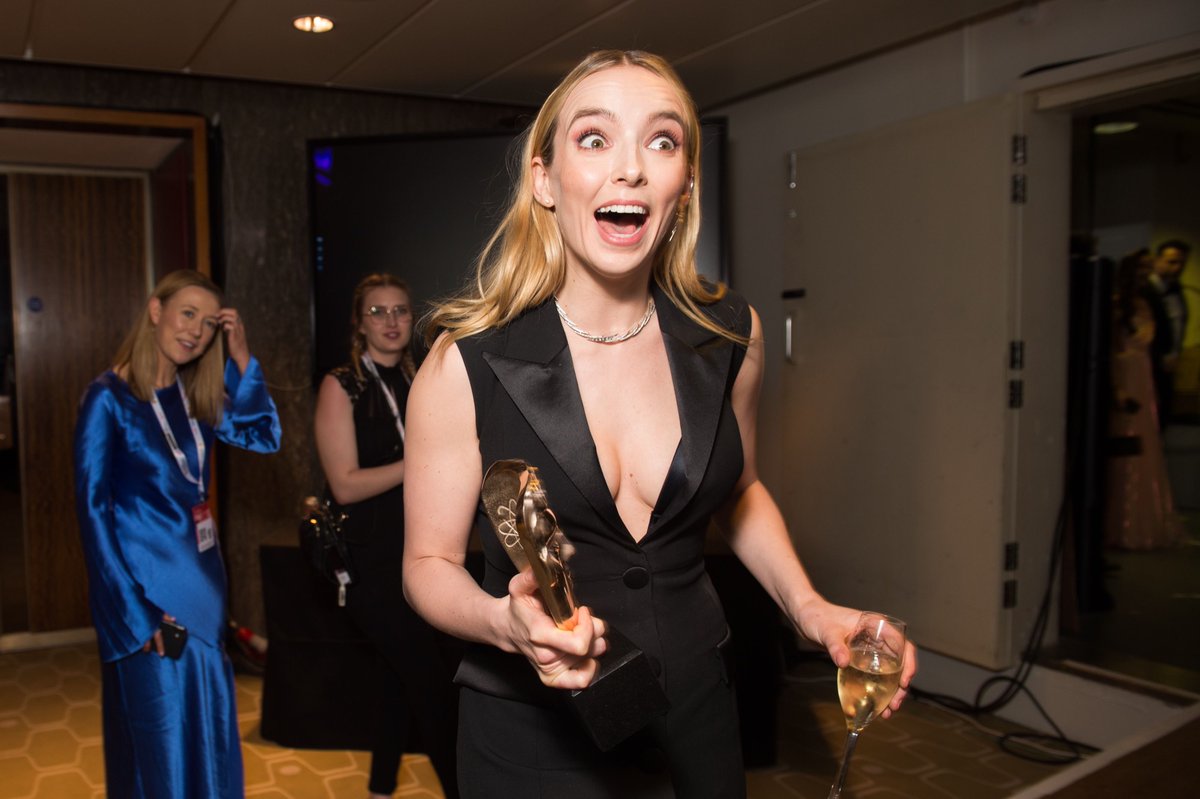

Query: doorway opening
[0,179,24,635]
[0,106,210,644]
[1059,81,1200,695]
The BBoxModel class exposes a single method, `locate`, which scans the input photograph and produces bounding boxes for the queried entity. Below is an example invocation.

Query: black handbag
[297,496,354,606]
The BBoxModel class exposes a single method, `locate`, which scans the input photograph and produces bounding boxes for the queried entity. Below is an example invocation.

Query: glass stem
[827,728,861,799]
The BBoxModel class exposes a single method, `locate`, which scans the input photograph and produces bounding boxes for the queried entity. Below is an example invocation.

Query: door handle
[785,314,793,363]
[781,288,805,364]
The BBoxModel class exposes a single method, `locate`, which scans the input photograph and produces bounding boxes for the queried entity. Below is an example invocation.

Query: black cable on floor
[909,454,1101,766]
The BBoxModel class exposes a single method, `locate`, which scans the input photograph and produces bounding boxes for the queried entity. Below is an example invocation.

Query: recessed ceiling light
[1093,121,1138,135]
[293,15,335,33]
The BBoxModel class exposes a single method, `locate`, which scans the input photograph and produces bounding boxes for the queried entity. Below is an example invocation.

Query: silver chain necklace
[553,296,656,344]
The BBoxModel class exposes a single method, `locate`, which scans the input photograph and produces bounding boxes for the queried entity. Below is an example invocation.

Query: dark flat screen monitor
[309,120,727,379]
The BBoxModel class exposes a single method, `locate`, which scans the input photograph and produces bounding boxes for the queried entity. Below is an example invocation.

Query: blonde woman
[403,51,917,796]
[74,269,280,798]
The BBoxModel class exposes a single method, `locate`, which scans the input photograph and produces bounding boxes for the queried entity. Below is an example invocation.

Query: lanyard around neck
[149,377,206,499]
[360,355,407,444]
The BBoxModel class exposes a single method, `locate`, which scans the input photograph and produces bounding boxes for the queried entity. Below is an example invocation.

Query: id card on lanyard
[150,379,216,553]
[361,355,408,444]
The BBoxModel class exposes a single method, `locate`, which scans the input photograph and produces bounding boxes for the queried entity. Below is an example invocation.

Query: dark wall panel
[309,119,729,381]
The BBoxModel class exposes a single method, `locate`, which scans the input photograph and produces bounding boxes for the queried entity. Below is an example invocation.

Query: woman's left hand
[216,308,251,373]
[795,598,919,718]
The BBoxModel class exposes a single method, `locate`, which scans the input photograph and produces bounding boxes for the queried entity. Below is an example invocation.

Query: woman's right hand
[142,613,175,657]
[503,570,608,690]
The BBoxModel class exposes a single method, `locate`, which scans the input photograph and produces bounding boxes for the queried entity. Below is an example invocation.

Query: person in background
[313,273,460,799]
[1142,239,1191,427]
[74,269,280,798]
[402,50,917,797]
[1106,250,1183,550]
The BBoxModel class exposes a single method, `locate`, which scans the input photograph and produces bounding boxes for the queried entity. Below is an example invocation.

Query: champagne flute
[827,611,906,799]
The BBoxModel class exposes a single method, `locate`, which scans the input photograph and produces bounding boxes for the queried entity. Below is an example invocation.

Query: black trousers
[345,541,462,798]
[457,639,744,798]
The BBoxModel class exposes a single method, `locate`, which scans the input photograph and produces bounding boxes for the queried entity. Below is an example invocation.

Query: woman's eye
[205,319,219,330]
[183,310,195,318]
[578,132,605,150]
[649,133,679,151]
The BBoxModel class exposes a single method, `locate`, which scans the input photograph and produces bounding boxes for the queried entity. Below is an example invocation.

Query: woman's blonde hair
[424,49,735,347]
[114,269,226,425]
[348,273,416,381]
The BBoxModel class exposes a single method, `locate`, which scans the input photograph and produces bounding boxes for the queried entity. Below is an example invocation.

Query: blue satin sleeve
[73,379,162,661]
[217,356,281,452]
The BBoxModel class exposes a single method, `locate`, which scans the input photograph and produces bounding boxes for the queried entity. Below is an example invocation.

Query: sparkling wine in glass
[827,611,906,799]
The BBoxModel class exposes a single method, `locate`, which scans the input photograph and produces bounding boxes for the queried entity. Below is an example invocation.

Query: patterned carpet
[749,656,1073,798]
[0,641,1084,798]
[0,642,442,798]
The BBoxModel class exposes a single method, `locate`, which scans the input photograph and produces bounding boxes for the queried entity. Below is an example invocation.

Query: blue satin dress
[74,358,280,798]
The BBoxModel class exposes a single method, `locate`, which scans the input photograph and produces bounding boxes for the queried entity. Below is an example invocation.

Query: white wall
[712,0,1200,539]
[709,0,1200,720]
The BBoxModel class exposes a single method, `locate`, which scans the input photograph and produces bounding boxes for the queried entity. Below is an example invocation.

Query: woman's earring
[667,224,678,243]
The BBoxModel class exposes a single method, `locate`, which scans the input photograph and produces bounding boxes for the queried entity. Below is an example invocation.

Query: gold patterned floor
[0,642,1080,798]
[0,642,443,798]
[749,657,1072,798]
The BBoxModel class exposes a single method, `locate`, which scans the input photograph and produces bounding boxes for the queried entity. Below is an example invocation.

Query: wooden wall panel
[9,173,147,632]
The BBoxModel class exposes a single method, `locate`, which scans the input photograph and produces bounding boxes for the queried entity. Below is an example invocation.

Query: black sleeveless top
[455,285,752,704]
[327,360,409,552]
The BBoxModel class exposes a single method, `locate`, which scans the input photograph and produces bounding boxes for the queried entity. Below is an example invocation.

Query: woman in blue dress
[74,269,281,798]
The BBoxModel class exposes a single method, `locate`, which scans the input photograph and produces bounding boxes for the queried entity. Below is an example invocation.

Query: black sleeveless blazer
[456,284,752,703]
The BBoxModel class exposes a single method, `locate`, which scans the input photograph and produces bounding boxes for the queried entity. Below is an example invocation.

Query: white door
[778,95,1069,669]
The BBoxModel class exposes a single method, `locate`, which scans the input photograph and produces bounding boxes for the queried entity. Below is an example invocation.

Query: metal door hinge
[1004,542,1019,571]
[1011,174,1026,204]
[1011,135,1027,166]
[1009,340,1025,370]
[1003,580,1018,609]
[1008,380,1024,408]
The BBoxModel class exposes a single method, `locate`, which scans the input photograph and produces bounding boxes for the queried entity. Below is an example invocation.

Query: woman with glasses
[313,273,459,799]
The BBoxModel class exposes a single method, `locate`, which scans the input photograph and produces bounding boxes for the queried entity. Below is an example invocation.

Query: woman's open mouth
[595,203,648,244]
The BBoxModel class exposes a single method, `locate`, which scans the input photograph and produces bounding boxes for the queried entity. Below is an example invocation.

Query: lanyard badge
[150,379,215,552]
[360,355,408,444]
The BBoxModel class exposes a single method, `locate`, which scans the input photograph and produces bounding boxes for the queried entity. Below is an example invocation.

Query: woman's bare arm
[402,337,606,689]
[717,308,917,710]
[313,373,406,505]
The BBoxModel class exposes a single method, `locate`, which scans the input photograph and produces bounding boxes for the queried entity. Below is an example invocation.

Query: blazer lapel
[651,284,737,532]
[483,302,629,536]
[483,290,742,542]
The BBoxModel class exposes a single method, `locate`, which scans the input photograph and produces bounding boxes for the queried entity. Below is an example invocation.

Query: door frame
[0,103,210,273]
[0,104,212,646]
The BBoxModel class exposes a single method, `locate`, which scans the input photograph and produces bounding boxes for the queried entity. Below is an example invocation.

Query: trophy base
[568,626,670,751]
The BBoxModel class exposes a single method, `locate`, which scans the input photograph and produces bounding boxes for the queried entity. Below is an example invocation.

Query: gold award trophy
[482,460,669,751]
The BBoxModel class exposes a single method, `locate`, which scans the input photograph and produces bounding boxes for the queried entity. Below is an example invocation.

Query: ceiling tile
[187,0,428,84]
[332,0,624,97]
[458,0,821,107]
[24,0,228,70]
[676,0,1017,108]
